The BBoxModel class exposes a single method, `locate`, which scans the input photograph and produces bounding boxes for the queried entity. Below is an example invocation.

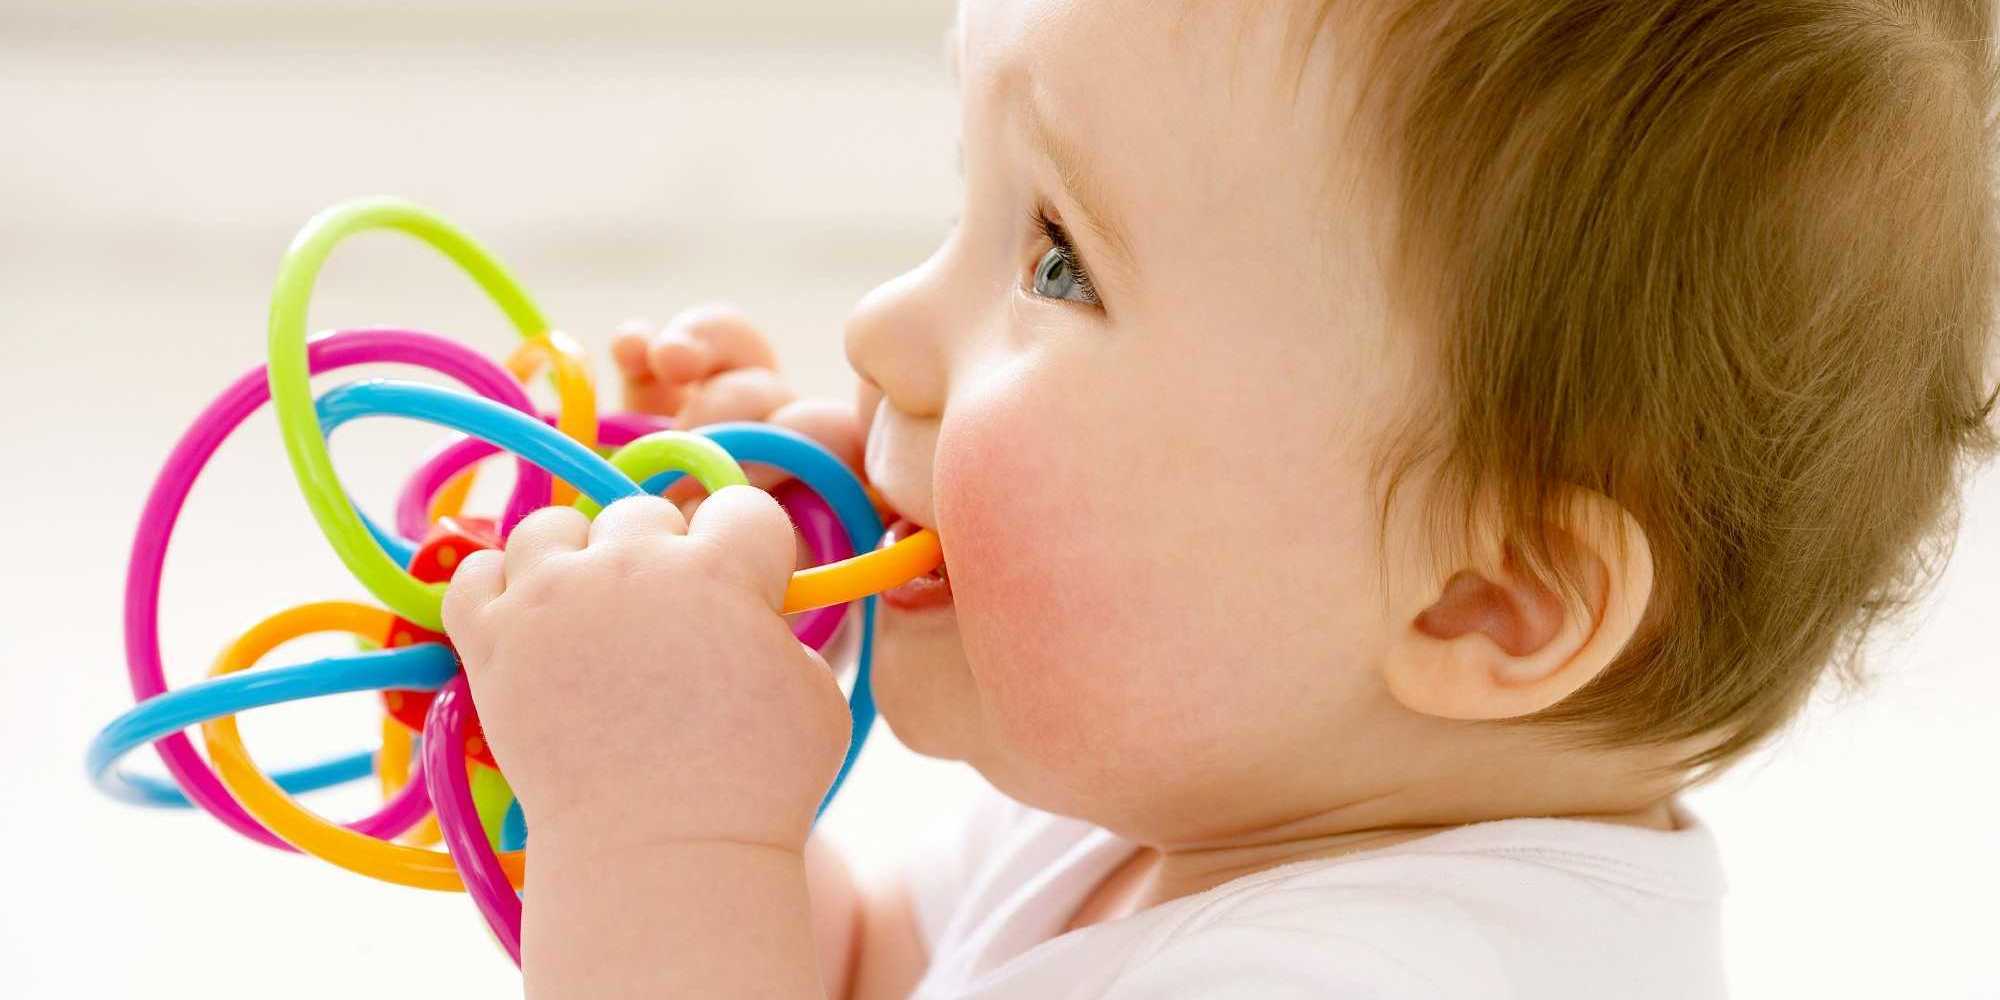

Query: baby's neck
[1063,735,1688,935]
[1065,798,1676,935]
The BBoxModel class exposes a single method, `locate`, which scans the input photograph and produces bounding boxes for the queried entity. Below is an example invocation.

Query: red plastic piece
[380,516,499,767]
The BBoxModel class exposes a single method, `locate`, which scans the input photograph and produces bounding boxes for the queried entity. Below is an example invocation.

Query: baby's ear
[1380,486,1654,721]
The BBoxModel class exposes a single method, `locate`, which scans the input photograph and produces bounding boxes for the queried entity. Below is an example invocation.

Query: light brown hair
[1329,0,2000,768]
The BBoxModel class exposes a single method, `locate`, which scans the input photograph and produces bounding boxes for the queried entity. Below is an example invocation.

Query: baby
[439,0,2000,996]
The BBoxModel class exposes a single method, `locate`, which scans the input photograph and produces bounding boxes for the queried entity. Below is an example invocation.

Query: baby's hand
[612,304,790,425]
[441,490,853,853]
[610,305,865,515]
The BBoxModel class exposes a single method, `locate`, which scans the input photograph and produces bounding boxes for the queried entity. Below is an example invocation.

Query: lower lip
[879,518,953,612]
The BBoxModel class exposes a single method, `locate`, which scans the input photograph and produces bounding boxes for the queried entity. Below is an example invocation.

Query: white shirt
[904,781,1727,998]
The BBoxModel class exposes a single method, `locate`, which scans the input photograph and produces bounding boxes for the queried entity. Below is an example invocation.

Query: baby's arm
[613,308,926,998]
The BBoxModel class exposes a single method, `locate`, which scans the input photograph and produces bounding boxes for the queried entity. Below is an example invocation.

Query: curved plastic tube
[119,328,549,849]
[199,602,523,890]
[268,198,557,632]
[89,638,453,810]
[426,676,523,962]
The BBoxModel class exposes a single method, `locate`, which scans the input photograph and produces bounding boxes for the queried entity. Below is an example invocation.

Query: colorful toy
[84,197,942,964]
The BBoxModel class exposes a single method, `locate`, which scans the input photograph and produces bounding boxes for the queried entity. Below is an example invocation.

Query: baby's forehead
[955,0,1367,166]
[954,0,1381,262]
[953,0,1358,85]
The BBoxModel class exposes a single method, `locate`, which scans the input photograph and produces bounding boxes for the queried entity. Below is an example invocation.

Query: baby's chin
[868,598,981,761]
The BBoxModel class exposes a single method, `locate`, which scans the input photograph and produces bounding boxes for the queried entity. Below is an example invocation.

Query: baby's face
[847,0,1425,838]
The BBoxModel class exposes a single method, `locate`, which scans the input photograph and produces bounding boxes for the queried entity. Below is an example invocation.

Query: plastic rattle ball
[86,196,944,968]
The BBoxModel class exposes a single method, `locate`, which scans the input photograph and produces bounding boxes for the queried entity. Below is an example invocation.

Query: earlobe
[1383,488,1654,722]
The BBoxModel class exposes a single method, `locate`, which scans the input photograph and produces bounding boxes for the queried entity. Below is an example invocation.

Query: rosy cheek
[934,374,1150,769]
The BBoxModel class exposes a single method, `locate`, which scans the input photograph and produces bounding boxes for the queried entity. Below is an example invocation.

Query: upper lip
[880,496,932,536]
[875,488,935,533]
[859,398,941,535]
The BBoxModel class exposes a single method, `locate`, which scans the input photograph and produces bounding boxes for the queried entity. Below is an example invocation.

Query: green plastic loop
[469,765,514,853]
[575,431,751,518]
[267,197,552,631]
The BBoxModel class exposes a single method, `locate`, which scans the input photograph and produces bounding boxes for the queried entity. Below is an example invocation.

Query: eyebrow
[1022,85,1138,291]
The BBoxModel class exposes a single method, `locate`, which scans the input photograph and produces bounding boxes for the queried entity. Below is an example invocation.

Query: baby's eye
[1031,246,1096,304]
[1029,211,1101,307]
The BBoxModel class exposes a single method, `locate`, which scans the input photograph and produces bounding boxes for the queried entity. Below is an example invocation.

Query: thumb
[762,397,865,477]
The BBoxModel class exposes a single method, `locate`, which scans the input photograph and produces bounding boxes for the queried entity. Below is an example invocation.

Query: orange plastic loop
[200,601,524,891]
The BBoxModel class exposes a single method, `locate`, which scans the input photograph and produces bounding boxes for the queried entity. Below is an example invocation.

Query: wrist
[531,814,812,864]
[523,829,821,999]
[517,779,819,858]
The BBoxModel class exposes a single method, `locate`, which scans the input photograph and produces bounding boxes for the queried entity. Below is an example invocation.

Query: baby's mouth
[881,516,953,610]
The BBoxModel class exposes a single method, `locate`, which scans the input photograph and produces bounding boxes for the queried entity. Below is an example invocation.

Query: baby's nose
[844,261,951,419]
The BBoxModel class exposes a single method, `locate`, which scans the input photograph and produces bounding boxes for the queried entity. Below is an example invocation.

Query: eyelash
[1030,206,1101,307]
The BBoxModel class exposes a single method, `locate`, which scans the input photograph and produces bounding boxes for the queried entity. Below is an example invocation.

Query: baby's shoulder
[1109,810,1727,999]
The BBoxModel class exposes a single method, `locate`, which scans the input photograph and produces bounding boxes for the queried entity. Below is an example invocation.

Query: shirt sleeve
[899,778,1024,952]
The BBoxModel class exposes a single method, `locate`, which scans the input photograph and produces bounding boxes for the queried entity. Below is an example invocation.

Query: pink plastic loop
[424,674,522,962]
[123,328,553,850]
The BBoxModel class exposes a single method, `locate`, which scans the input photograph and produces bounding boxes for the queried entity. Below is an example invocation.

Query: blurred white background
[1,2,1995,998]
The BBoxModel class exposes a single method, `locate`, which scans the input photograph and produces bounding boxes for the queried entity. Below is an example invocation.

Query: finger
[609,318,656,379]
[678,366,798,429]
[587,494,688,547]
[687,484,799,611]
[765,397,866,474]
[441,548,504,665]
[645,326,715,387]
[673,303,780,374]
[816,605,860,679]
[793,644,855,764]
[660,474,710,507]
[502,506,590,585]
[798,644,834,681]
[442,547,504,616]
[622,374,687,418]
[731,397,865,494]
[737,467,785,494]
[676,380,823,495]
[615,319,691,416]
[675,493,705,525]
